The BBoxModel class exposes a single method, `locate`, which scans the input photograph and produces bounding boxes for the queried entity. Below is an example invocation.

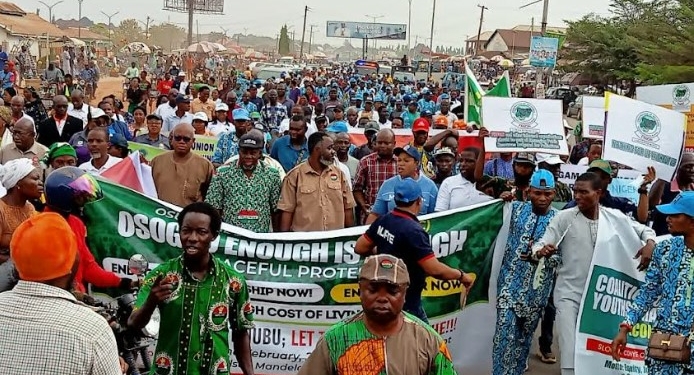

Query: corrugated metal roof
[60,27,107,41]
[0,2,25,16]
[0,3,66,38]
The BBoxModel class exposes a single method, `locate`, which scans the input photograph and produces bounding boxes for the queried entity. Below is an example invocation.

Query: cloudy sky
[22,0,613,47]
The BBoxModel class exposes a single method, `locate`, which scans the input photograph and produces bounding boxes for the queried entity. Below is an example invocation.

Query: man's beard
[240,162,256,171]
[320,157,334,167]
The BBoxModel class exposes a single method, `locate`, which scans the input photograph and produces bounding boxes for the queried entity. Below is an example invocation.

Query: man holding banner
[533,172,657,375]
[493,170,560,375]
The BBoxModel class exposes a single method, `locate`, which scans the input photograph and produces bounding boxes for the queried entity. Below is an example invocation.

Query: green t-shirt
[136,256,254,375]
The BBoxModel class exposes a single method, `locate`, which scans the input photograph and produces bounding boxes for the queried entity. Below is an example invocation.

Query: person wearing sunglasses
[36,95,83,148]
[150,123,214,208]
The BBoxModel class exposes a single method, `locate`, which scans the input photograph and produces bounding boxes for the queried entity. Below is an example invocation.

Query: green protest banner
[128,134,218,161]
[83,180,506,374]
[127,142,167,161]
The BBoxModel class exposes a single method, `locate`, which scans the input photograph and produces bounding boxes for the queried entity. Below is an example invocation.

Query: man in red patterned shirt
[353,129,397,224]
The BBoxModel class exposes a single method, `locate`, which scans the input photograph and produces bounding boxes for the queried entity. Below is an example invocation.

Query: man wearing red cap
[409,118,435,178]
[0,213,122,374]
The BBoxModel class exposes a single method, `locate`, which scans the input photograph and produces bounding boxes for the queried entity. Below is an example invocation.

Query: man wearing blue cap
[355,177,475,323]
[366,145,438,224]
[211,108,251,168]
[612,191,694,375]
[493,169,560,375]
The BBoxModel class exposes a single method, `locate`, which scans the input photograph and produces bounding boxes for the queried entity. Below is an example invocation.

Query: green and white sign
[604,93,685,181]
[481,97,569,154]
[84,180,508,374]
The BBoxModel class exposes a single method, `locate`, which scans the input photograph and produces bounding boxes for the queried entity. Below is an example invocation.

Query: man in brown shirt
[150,123,214,207]
[277,131,355,232]
[190,85,216,119]
[298,254,458,375]
[0,118,48,167]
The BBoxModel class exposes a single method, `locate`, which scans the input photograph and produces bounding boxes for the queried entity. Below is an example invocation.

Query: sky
[21,0,615,47]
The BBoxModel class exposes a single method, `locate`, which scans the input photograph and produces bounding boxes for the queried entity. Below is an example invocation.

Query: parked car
[566,95,584,119]
[547,86,578,112]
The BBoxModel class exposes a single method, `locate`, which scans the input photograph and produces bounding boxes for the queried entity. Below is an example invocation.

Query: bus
[354,60,379,76]
[392,65,416,82]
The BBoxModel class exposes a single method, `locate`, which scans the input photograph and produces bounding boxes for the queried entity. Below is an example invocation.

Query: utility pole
[39,1,64,25]
[541,0,549,35]
[101,11,119,45]
[308,24,318,54]
[428,0,436,78]
[220,26,229,44]
[77,0,83,38]
[474,4,488,56]
[299,5,309,61]
[145,16,151,40]
[407,0,413,55]
[187,0,194,46]
[196,19,200,42]
[291,30,296,54]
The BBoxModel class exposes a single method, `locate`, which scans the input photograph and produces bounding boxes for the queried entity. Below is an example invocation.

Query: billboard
[529,36,559,68]
[163,0,224,14]
[326,21,406,40]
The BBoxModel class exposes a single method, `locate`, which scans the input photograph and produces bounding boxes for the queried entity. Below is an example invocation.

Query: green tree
[113,19,144,48]
[89,23,110,37]
[149,23,187,52]
[279,25,290,56]
[627,0,694,83]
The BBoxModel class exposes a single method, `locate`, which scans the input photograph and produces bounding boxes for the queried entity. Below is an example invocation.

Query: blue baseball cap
[530,169,556,190]
[394,178,422,203]
[393,144,421,163]
[232,108,250,121]
[326,122,348,133]
[656,191,694,217]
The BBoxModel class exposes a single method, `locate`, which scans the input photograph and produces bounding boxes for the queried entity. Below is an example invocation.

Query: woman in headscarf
[0,158,42,264]
[22,87,49,124]
[0,106,13,148]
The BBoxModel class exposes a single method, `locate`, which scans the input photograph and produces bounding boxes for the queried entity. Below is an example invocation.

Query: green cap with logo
[360,254,410,285]
[588,159,613,176]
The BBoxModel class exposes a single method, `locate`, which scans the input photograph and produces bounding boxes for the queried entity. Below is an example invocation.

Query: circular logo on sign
[673,84,690,106]
[635,111,661,137]
[510,101,538,129]
[153,352,173,375]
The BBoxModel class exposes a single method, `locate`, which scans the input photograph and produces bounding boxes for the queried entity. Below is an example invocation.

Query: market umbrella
[499,59,514,68]
[187,42,213,53]
[521,58,531,67]
[121,42,151,55]
[474,55,490,62]
[490,55,505,62]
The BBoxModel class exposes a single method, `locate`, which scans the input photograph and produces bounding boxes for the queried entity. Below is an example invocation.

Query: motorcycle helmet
[45,167,103,213]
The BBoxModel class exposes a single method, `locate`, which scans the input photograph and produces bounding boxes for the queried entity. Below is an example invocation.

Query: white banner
[481,97,569,154]
[559,164,643,204]
[582,96,606,139]
[574,211,662,375]
[636,83,694,153]
[603,93,685,182]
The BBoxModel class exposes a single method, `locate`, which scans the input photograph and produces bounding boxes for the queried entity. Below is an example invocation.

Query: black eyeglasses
[173,135,192,142]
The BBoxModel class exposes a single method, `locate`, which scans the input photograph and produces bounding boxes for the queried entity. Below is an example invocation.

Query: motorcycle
[87,254,160,375]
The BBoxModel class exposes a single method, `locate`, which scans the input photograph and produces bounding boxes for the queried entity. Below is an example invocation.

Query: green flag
[465,62,485,127]
[486,70,512,98]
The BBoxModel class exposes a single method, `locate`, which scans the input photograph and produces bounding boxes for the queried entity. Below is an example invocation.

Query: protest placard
[481,97,568,154]
[636,83,694,152]
[603,93,685,181]
[582,96,606,139]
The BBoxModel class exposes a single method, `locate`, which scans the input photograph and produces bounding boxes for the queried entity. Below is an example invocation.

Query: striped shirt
[0,281,122,375]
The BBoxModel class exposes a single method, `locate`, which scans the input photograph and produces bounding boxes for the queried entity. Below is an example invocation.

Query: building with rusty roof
[0,2,66,58]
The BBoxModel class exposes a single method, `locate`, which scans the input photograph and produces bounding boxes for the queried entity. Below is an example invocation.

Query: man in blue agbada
[612,191,694,375]
[493,169,560,375]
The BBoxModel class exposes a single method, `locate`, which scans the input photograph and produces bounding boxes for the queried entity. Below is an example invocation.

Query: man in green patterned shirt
[299,254,457,375]
[128,202,255,375]
[206,131,281,232]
